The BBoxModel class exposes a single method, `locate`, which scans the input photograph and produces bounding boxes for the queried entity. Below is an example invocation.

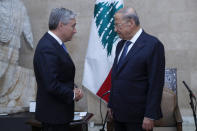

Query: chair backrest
[164,68,177,95]
[155,68,178,126]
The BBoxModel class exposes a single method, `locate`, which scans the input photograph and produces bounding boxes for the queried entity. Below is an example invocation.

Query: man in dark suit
[108,7,165,131]
[33,8,83,131]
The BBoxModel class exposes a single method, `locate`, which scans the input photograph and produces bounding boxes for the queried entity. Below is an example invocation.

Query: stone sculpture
[0,0,36,113]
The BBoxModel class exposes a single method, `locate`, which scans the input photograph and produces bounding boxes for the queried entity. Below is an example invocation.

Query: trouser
[114,120,153,131]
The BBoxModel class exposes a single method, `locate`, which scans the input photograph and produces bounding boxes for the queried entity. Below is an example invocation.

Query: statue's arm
[22,6,34,49]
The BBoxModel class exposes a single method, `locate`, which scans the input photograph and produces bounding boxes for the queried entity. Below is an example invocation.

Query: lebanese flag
[82,0,123,102]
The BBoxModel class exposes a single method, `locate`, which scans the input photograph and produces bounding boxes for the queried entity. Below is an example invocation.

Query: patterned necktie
[61,43,67,53]
[118,41,131,68]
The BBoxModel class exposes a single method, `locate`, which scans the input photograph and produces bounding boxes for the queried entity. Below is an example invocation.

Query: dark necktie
[118,41,131,68]
[61,43,67,53]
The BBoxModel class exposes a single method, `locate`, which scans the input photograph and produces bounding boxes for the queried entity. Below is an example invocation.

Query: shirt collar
[129,28,143,43]
[48,30,63,45]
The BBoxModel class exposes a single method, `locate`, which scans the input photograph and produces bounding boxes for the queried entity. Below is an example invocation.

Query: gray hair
[118,8,140,26]
[49,7,76,30]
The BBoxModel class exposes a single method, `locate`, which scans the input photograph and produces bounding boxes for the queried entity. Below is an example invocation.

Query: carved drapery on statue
[0,0,36,113]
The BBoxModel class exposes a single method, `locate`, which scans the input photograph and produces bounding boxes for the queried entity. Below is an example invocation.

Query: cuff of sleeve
[146,117,154,120]
[73,92,75,100]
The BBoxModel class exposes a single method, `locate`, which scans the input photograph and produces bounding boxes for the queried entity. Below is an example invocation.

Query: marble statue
[0,0,36,113]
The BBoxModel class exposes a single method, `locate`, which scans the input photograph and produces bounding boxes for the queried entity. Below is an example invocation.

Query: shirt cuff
[73,92,75,100]
[147,117,154,120]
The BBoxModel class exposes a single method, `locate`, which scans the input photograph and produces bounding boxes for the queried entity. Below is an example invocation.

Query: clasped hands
[74,87,83,101]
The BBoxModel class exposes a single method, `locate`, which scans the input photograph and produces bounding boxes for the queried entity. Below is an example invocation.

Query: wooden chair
[154,68,182,131]
[107,68,183,131]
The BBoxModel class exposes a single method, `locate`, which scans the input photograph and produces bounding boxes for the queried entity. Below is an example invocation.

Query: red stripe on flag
[96,69,112,102]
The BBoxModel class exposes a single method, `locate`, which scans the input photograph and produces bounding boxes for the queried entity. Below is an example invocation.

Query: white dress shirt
[118,28,143,62]
[48,31,63,46]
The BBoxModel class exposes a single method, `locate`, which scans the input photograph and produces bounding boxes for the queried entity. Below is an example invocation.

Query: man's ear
[58,22,63,28]
[129,19,135,28]
[56,22,61,30]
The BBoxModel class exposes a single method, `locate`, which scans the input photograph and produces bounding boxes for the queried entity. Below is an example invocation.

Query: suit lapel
[115,31,147,75]
[112,40,126,75]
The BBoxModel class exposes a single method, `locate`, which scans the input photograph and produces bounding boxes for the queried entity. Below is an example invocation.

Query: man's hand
[74,88,83,101]
[107,108,113,120]
[142,117,154,131]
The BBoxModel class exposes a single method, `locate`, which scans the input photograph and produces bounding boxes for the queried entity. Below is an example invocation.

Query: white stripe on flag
[82,0,123,99]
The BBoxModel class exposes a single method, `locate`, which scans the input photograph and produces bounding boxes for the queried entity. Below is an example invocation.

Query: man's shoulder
[142,31,163,47]
[35,33,55,52]
[142,31,158,42]
[39,32,52,44]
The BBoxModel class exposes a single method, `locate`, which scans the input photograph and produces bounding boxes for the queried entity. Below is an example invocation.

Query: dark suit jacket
[108,31,165,123]
[33,32,75,124]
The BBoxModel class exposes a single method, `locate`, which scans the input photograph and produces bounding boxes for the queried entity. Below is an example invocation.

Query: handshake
[73,84,83,102]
